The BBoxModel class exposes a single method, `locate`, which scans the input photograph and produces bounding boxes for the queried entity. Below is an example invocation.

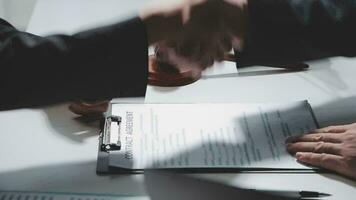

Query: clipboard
[97,102,144,174]
[96,101,324,175]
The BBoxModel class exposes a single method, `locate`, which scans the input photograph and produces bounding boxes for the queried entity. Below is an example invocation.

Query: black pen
[251,190,331,198]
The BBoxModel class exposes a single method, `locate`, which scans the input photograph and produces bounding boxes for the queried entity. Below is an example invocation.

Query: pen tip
[318,192,331,197]
[301,191,331,198]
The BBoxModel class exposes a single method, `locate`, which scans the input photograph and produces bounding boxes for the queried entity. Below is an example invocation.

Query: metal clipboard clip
[100,115,122,152]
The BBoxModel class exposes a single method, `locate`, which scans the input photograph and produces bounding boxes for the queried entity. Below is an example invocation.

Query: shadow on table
[312,96,356,127]
[0,161,146,195]
[202,68,305,80]
[298,59,349,97]
[43,104,100,143]
[42,104,100,143]
[319,173,356,188]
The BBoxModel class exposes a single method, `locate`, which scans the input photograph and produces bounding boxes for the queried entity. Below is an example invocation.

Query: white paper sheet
[109,101,318,170]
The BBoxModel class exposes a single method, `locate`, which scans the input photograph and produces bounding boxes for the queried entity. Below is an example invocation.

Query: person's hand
[140,0,247,70]
[69,100,109,116]
[286,123,356,180]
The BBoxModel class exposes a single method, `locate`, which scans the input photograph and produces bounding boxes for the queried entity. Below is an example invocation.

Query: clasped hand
[140,0,247,71]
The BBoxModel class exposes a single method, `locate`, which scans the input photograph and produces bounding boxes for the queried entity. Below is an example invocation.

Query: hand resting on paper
[286,123,356,180]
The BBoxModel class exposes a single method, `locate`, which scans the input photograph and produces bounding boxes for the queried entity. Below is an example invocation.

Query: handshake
[141,0,247,71]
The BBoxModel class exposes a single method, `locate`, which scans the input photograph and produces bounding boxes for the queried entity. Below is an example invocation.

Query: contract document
[107,101,318,170]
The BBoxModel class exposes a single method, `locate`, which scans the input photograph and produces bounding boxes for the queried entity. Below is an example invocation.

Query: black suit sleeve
[0,17,148,110]
[238,0,356,66]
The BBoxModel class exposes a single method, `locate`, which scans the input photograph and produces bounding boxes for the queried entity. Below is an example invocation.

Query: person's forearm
[0,17,148,110]
[238,0,356,66]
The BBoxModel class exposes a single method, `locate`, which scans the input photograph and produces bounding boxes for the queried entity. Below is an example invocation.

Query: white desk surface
[1,0,356,198]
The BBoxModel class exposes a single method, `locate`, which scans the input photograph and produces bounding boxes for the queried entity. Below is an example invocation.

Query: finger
[231,36,244,51]
[181,38,217,68]
[194,35,230,64]
[191,40,211,62]
[296,152,346,174]
[181,0,192,24]
[212,43,226,62]
[176,37,198,58]
[213,34,232,61]
[287,142,342,155]
[198,54,214,69]
[221,1,246,48]
[221,33,233,52]
[286,133,342,143]
[176,41,212,69]
[155,41,183,63]
[315,125,349,133]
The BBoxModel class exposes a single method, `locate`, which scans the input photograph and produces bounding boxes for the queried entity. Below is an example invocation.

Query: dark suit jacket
[0,17,148,110]
[1,1,356,110]
[238,0,356,66]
